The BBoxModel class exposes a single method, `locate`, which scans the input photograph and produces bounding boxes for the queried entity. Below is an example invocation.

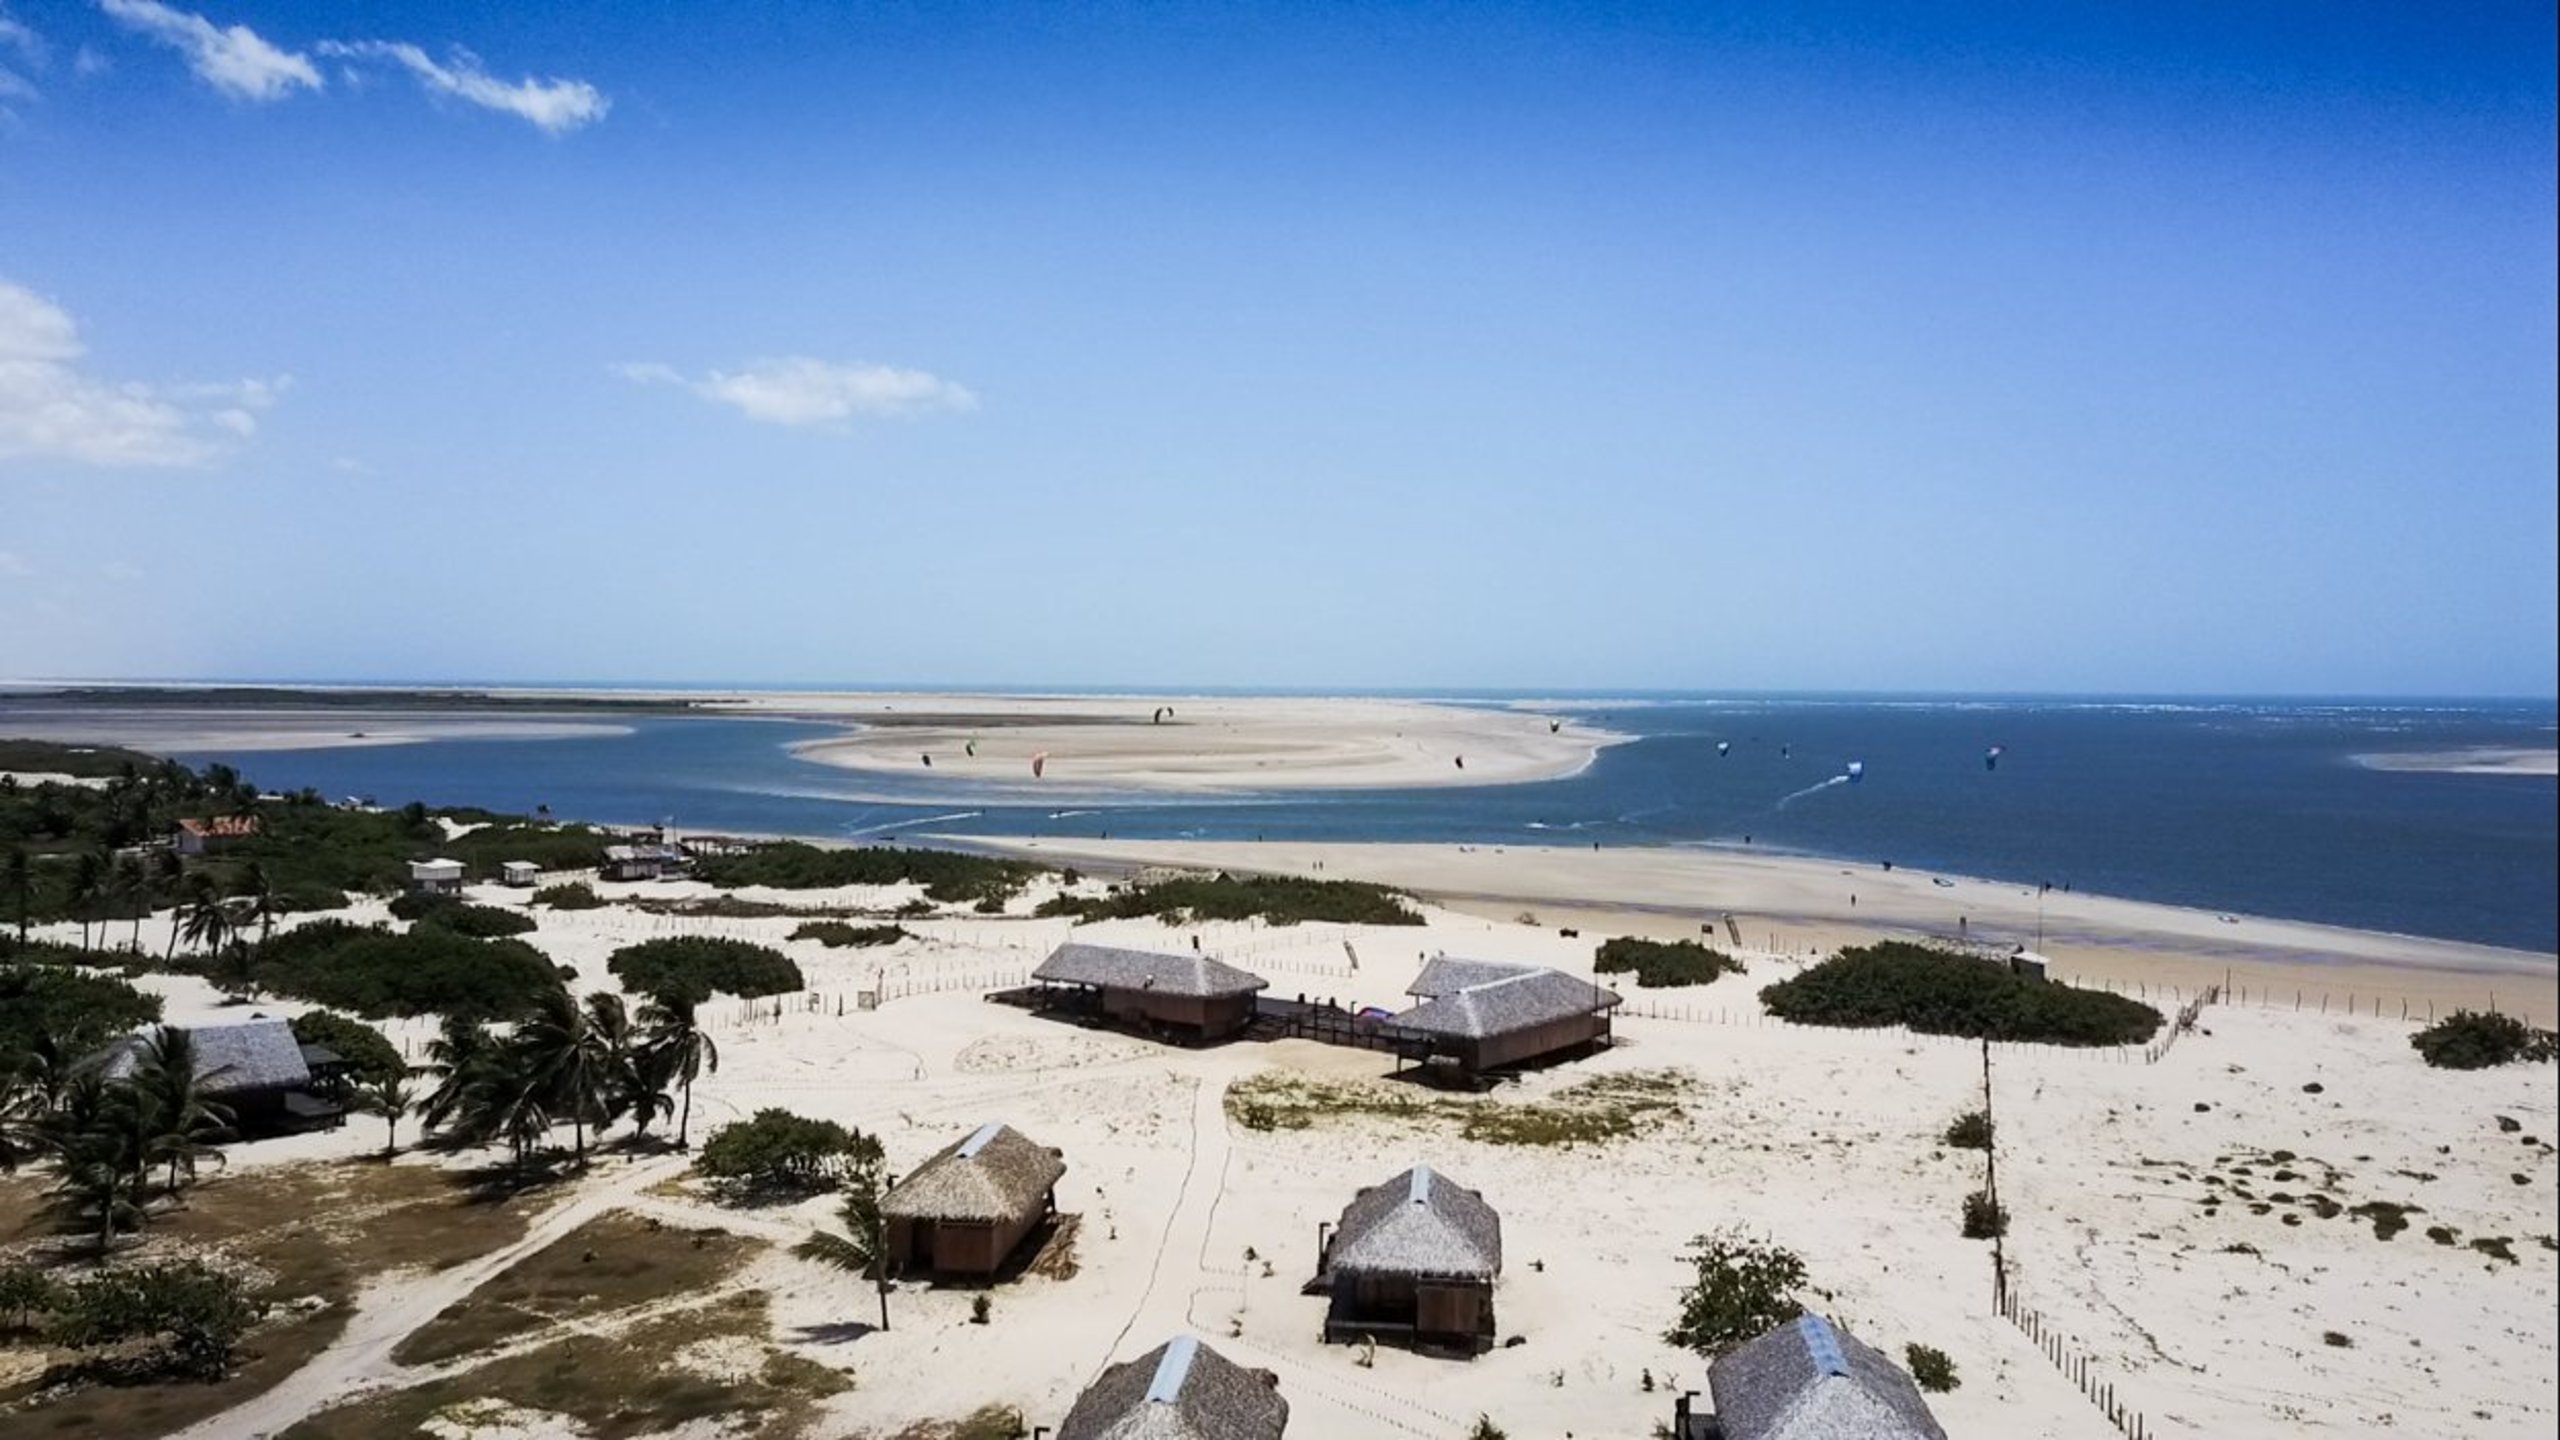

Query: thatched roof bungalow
[1032,943,1269,1043]
[87,1017,343,1132]
[1392,964,1621,1075]
[1319,1164,1501,1353]
[1059,1335,1289,1440]
[881,1122,1065,1278]
[1704,1314,1948,1440]
[1406,955,1540,999]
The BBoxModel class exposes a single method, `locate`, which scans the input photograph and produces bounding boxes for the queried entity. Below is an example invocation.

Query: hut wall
[1098,989,1254,1040]
[1471,1012,1610,1071]
[1337,1272,1492,1342]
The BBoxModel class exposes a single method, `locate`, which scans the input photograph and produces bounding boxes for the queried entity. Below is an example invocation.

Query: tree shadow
[789,1320,880,1346]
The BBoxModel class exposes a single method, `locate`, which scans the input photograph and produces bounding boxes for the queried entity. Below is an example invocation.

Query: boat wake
[842,810,983,837]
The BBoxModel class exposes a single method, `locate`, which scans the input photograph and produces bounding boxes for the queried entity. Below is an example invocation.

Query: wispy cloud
[97,0,319,102]
[0,278,287,468]
[316,39,606,134]
[2,3,46,113]
[617,358,980,428]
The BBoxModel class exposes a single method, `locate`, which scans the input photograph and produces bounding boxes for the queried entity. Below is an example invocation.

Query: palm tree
[208,932,261,1001]
[0,1064,46,1175]
[793,1134,893,1332]
[43,1073,150,1257]
[4,846,30,949]
[67,851,106,951]
[237,862,278,949]
[167,870,214,961]
[640,995,718,1150]
[513,985,606,1165]
[113,853,150,953]
[419,1016,495,1136]
[352,1070,417,1159]
[133,1027,234,1198]
[178,880,233,959]
[582,992,656,1139]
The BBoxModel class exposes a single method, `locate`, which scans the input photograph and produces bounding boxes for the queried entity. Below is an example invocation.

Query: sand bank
[2356,746,2559,776]
[0,709,631,753]
[775,693,1619,792]
[954,836,2559,1023]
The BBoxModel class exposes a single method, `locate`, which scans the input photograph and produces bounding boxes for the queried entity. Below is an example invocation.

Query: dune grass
[392,1209,762,1367]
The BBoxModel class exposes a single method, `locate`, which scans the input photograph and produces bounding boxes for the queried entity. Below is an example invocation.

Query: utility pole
[1982,1036,2006,1307]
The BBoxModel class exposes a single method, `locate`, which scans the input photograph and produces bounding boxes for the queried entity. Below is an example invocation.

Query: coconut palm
[67,851,106,951]
[178,881,233,959]
[43,1072,151,1257]
[167,870,214,960]
[419,1016,495,1136]
[581,992,658,1138]
[112,853,150,953]
[352,1070,417,1159]
[640,995,717,1150]
[5,845,30,948]
[133,1027,235,1198]
[513,984,606,1165]
[793,1134,893,1332]
[237,862,278,948]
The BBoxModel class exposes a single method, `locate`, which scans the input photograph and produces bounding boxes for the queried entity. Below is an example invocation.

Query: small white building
[500,860,541,888]
[409,858,466,895]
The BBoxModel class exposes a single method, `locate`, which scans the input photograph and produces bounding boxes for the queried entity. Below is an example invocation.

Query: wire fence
[1996,1286,2158,1440]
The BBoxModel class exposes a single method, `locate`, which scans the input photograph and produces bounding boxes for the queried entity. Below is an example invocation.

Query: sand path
[169,1153,691,1440]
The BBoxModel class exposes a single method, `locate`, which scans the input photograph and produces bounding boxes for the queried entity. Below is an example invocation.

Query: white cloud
[0,549,31,579]
[317,39,605,133]
[617,357,980,427]
[1,4,43,112]
[0,278,286,468]
[98,0,319,102]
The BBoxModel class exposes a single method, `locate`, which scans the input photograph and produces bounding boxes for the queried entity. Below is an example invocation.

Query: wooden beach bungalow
[500,860,541,888]
[88,1017,345,1135]
[1688,1314,1949,1440]
[1030,943,1269,1043]
[1059,1335,1289,1440]
[1391,961,1622,1077]
[408,857,465,895]
[1316,1164,1501,1354]
[881,1121,1066,1279]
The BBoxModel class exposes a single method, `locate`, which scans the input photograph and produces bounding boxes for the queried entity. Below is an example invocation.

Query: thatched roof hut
[884,1122,1065,1225]
[1389,965,1621,1074]
[1406,955,1538,999]
[1059,1335,1289,1440]
[1035,943,1268,998]
[1707,1314,1948,1440]
[1328,1165,1502,1282]
[89,1018,311,1095]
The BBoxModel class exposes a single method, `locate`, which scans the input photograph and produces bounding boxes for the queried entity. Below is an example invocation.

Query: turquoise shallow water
[54,692,2554,954]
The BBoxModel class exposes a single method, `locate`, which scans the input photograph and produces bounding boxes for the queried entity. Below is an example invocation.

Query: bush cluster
[1593,937,1744,987]
[287,1009,407,1087]
[0,963,162,1072]
[693,842,1043,904]
[1961,1190,2008,1239]
[417,903,539,939]
[531,882,606,910]
[789,921,911,948]
[1760,941,2161,1047]
[607,937,804,1004]
[1905,1342,1960,1392]
[1662,1230,1810,1356]
[1034,874,1422,927]
[254,920,561,1020]
[695,1108,879,1196]
[1942,1110,1994,1151]
[2410,1010,2558,1070]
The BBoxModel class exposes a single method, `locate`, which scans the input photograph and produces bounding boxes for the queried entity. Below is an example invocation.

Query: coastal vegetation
[0,963,161,1074]
[253,921,562,1021]
[1906,1342,1959,1392]
[1592,936,1744,987]
[391,893,540,938]
[606,937,803,1005]
[788,920,911,947]
[692,841,1043,904]
[2409,1010,2558,1070]
[1224,1069,1687,1147]
[1760,941,2162,1047]
[1662,1230,1811,1356]
[1036,873,1424,926]
[285,1011,406,1088]
[531,881,606,909]
[1943,1109,1994,1151]
[694,1109,876,1198]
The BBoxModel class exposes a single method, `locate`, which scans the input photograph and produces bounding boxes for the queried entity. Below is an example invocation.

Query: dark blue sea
[132,695,2558,954]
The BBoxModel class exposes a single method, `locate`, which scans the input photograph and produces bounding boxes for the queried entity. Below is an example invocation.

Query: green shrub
[608,937,803,1004]
[694,842,1043,903]
[287,1010,407,1087]
[1905,1342,1959,1392]
[2410,1011,2557,1070]
[532,882,606,910]
[441,822,612,874]
[1943,1110,1994,1151]
[271,879,350,914]
[1760,941,2160,1047]
[414,902,538,939]
[388,890,462,922]
[1034,874,1422,926]
[0,963,161,1072]
[1961,1191,2008,1239]
[789,921,910,948]
[1593,937,1744,987]
[695,1109,874,1196]
[1663,1230,1809,1356]
[53,1259,268,1380]
[254,920,560,1020]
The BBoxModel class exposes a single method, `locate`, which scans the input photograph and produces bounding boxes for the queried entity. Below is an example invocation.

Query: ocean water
[124,695,2558,954]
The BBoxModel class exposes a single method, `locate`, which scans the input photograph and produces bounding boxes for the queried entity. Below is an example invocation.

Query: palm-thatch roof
[1035,943,1268,998]
[1059,1335,1289,1440]
[1391,967,1620,1040]
[87,1018,311,1095]
[1327,1164,1501,1282]
[1707,1315,1948,1440]
[1406,956,1537,999]
[882,1122,1066,1223]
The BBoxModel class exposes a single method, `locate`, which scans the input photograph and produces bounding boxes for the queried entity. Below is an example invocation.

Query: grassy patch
[392,1210,762,1367]
[285,1290,832,1440]
[1225,1069,1687,1147]
[789,921,911,948]
[889,1406,1033,1440]
[1036,873,1421,927]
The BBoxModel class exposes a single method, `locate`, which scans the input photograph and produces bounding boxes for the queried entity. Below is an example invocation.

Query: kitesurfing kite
[1153,706,1170,724]
[1031,752,1048,779]
[1454,755,1466,770]
[965,740,978,757]
[1846,761,1865,783]
[1549,719,1562,733]
[921,754,932,767]
[1715,741,1731,757]
[1984,745,2005,772]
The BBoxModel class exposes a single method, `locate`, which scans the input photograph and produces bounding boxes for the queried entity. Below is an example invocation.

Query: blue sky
[1,1,2552,696]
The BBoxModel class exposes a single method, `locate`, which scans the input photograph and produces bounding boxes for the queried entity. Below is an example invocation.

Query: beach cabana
[1317,1164,1501,1353]
[602,843,686,882]
[881,1122,1066,1278]
[87,1017,342,1134]
[1406,955,1541,999]
[1058,1335,1289,1440]
[1391,964,1622,1076]
[1031,943,1269,1043]
[500,860,540,887]
[408,857,465,895]
[1704,1314,1948,1440]
[172,815,260,857]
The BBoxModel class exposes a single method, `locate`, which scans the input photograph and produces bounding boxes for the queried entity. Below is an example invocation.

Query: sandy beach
[2356,746,2560,777]
[30,861,2549,1440]
[771,693,1621,792]
[955,837,2560,1024]
[0,708,632,753]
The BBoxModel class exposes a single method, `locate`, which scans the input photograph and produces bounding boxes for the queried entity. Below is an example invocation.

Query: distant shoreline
[2353,746,2558,776]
